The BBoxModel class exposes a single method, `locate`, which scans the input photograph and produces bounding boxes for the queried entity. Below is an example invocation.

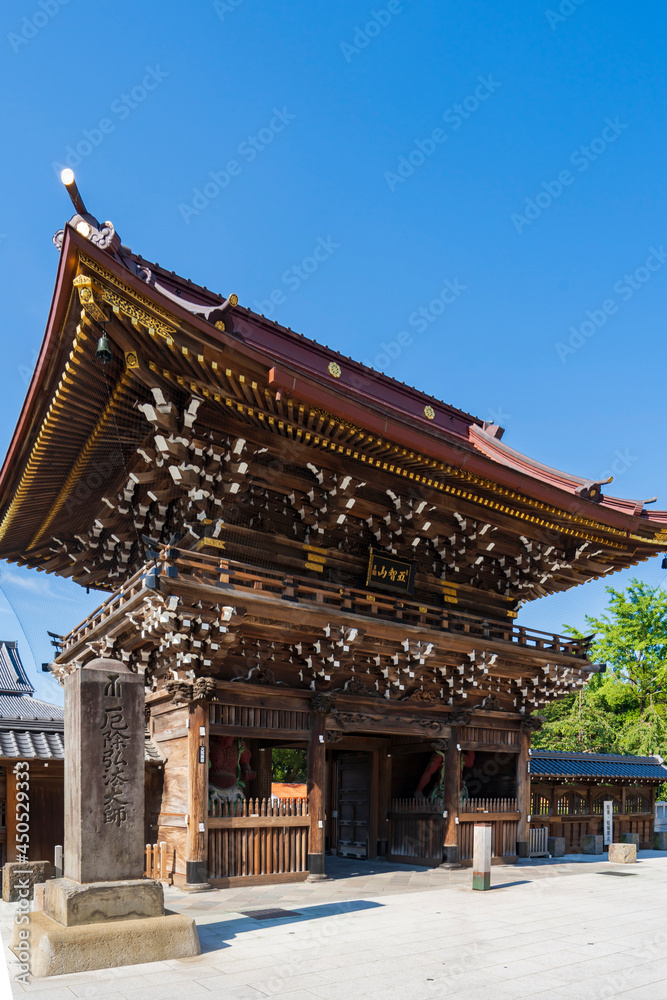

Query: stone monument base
[10,877,200,977]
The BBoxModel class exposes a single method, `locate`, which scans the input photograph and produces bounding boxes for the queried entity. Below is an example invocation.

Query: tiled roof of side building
[0,724,163,764]
[0,641,34,695]
[0,729,64,759]
[0,694,64,721]
[531,750,667,781]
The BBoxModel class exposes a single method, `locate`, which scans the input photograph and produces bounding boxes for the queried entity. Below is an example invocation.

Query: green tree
[532,579,667,785]
[272,748,307,782]
[564,579,667,714]
[532,687,621,753]
[619,703,667,756]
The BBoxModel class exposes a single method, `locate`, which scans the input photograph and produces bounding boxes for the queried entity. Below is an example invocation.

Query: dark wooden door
[29,775,64,862]
[336,752,370,859]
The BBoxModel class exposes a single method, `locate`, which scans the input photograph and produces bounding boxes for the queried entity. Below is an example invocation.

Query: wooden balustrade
[207,797,309,880]
[460,797,518,814]
[58,546,591,662]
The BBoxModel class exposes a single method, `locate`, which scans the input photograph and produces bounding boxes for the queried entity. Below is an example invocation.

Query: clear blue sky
[1,0,666,703]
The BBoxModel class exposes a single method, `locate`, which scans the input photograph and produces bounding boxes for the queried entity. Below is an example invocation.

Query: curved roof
[0,641,34,696]
[0,219,666,594]
[531,749,667,781]
[0,694,63,722]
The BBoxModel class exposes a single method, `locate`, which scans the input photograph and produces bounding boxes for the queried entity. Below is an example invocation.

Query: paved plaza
[3,854,667,1000]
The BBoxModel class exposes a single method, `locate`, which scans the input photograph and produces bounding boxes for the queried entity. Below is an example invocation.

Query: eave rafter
[2,251,664,612]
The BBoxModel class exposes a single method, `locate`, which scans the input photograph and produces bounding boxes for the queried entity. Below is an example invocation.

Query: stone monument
[11,659,200,977]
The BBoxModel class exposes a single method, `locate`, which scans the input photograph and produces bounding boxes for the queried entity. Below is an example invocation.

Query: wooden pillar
[185,699,210,888]
[516,726,531,857]
[377,749,392,857]
[442,735,461,866]
[587,785,597,834]
[307,708,328,880]
[368,751,379,859]
[6,763,18,863]
[253,746,273,802]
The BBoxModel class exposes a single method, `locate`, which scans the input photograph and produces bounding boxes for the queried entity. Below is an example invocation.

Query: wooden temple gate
[8,214,667,890]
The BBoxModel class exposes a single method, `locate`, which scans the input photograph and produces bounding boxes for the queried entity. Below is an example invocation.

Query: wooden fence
[529,826,549,857]
[460,797,518,814]
[208,797,309,880]
[459,817,519,861]
[144,841,169,881]
[459,799,520,861]
[387,798,443,866]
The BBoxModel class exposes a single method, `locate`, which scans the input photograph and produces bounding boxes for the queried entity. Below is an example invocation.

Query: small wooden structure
[0,641,64,869]
[2,199,667,884]
[530,750,667,851]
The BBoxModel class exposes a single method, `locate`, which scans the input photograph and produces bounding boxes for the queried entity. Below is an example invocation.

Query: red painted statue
[209,735,256,804]
[414,749,475,805]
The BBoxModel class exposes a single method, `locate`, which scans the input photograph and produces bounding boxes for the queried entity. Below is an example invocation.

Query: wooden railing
[144,841,169,881]
[208,797,309,879]
[387,797,443,865]
[529,826,549,857]
[458,817,519,860]
[460,797,518,814]
[557,794,589,816]
[626,795,652,814]
[57,546,592,662]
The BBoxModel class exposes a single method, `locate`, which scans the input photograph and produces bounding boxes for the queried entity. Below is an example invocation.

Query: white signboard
[603,799,613,846]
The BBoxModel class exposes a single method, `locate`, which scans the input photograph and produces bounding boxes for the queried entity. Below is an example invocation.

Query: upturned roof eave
[1,227,666,550]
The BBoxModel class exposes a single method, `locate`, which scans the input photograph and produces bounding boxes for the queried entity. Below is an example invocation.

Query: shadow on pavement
[197,899,383,952]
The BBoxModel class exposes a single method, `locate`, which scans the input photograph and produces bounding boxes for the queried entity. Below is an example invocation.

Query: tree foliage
[533,578,667,798]
[272,748,307,782]
[563,579,667,712]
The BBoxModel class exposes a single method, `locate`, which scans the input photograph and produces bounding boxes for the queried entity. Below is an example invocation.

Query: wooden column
[5,763,18,863]
[185,699,211,888]
[587,785,597,834]
[442,735,461,866]
[307,708,328,880]
[377,749,392,857]
[368,750,379,859]
[516,726,531,857]
[253,746,273,801]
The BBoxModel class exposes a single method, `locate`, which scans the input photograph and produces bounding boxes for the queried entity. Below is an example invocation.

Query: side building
[1,195,667,886]
[530,749,667,852]
[0,640,64,869]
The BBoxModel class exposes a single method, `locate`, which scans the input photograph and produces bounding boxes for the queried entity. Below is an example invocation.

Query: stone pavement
[3,853,667,1000]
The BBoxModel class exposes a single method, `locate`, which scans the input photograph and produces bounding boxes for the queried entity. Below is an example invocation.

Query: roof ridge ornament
[52,169,120,253]
[575,476,613,503]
